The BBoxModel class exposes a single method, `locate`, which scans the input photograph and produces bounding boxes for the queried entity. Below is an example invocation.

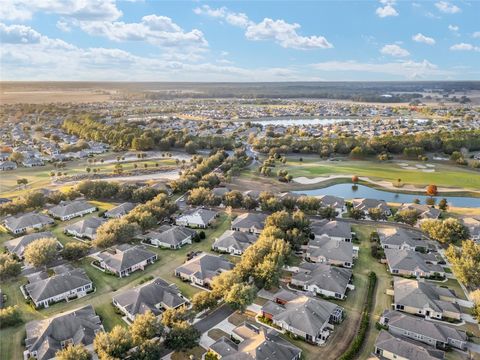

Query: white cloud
[0,23,42,43]
[448,24,459,32]
[435,1,461,14]
[311,59,452,79]
[412,33,436,45]
[77,15,208,50]
[56,20,71,32]
[473,32,480,38]
[0,0,122,22]
[194,5,332,50]
[376,0,399,18]
[380,44,410,57]
[450,43,480,51]
[245,18,332,50]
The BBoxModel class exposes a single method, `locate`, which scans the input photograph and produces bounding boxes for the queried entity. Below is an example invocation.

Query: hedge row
[338,271,377,360]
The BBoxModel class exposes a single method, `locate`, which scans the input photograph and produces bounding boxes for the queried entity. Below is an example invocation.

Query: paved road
[194,304,235,333]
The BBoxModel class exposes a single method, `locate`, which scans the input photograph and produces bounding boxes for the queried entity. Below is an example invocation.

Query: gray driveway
[194,304,235,333]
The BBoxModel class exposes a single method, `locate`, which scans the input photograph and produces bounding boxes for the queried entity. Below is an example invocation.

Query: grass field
[0,213,231,358]
[0,156,177,196]
[246,155,480,191]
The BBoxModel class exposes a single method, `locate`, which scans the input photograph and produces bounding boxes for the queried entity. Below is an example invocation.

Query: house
[104,202,135,219]
[24,267,93,308]
[231,212,267,234]
[140,225,196,249]
[391,278,462,320]
[462,217,480,242]
[4,231,55,258]
[385,249,445,278]
[4,212,54,234]
[112,278,187,321]
[64,217,106,240]
[24,305,103,360]
[317,195,345,216]
[398,203,441,220]
[0,160,17,171]
[48,200,96,221]
[175,208,218,228]
[94,244,157,278]
[352,198,391,218]
[311,220,353,242]
[291,262,353,300]
[374,330,445,360]
[212,230,257,255]
[175,253,233,287]
[378,227,431,251]
[380,310,468,350]
[260,291,343,345]
[305,235,357,268]
[22,158,45,167]
[209,322,302,360]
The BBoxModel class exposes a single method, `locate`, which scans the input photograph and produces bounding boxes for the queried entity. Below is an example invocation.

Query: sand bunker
[402,166,417,170]
[422,169,435,173]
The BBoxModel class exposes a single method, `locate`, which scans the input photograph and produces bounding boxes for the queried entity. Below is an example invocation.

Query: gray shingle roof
[381,310,467,344]
[378,227,427,248]
[231,213,267,231]
[375,330,445,360]
[176,208,218,226]
[306,235,353,263]
[113,278,187,317]
[4,212,54,232]
[385,249,444,274]
[292,262,352,295]
[352,198,390,213]
[394,278,461,314]
[213,230,258,253]
[141,225,196,247]
[96,245,157,273]
[4,231,54,257]
[25,268,92,303]
[318,195,345,209]
[175,253,233,281]
[311,220,351,239]
[64,217,105,238]
[49,200,95,218]
[25,305,103,360]
[104,202,135,218]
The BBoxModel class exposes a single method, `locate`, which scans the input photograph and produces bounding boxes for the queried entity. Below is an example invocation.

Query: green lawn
[274,156,480,190]
[0,213,231,357]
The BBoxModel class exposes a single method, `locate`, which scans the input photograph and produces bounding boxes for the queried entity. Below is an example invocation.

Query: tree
[224,283,257,312]
[17,178,28,187]
[130,339,164,360]
[86,167,91,174]
[94,218,139,248]
[161,305,194,328]
[192,291,218,312]
[470,290,480,320]
[185,141,198,154]
[164,322,200,352]
[0,254,22,280]
[420,218,469,244]
[438,198,448,211]
[351,175,359,183]
[0,305,22,328]
[9,152,24,163]
[223,190,244,208]
[56,344,91,360]
[94,325,133,360]
[368,208,387,221]
[394,209,420,226]
[426,184,438,196]
[62,242,89,261]
[349,208,365,220]
[130,311,163,346]
[24,237,58,268]
[445,240,480,288]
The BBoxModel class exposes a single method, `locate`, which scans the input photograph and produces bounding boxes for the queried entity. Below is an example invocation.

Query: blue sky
[0,0,479,81]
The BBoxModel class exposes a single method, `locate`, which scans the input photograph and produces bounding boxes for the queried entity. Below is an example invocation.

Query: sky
[0,0,479,81]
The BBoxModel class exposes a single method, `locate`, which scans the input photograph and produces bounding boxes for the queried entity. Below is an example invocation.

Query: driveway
[194,304,235,333]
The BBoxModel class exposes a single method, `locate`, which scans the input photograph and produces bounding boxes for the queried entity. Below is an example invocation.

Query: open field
[0,213,231,358]
[0,156,177,196]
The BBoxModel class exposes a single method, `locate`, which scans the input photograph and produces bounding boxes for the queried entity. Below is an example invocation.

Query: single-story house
[48,200,96,221]
[212,230,258,255]
[24,305,104,360]
[261,291,343,345]
[209,322,301,360]
[94,244,157,278]
[380,310,468,350]
[317,195,346,216]
[0,160,17,171]
[64,217,106,240]
[385,249,445,278]
[25,267,93,308]
[112,278,187,321]
[305,235,357,268]
[231,212,267,234]
[378,227,431,251]
[104,202,135,219]
[4,231,55,258]
[22,158,45,167]
[398,203,441,220]
[175,253,233,287]
[374,330,445,360]
[140,225,196,249]
[391,278,462,320]
[352,198,391,218]
[462,217,480,242]
[175,208,218,228]
[311,220,352,242]
[4,212,54,234]
[291,262,354,300]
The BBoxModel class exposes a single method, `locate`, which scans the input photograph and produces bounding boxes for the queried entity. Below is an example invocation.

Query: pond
[293,183,480,208]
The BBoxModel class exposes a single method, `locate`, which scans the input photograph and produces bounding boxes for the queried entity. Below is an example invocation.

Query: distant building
[175,208,218,228]
[104,202,135,219]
